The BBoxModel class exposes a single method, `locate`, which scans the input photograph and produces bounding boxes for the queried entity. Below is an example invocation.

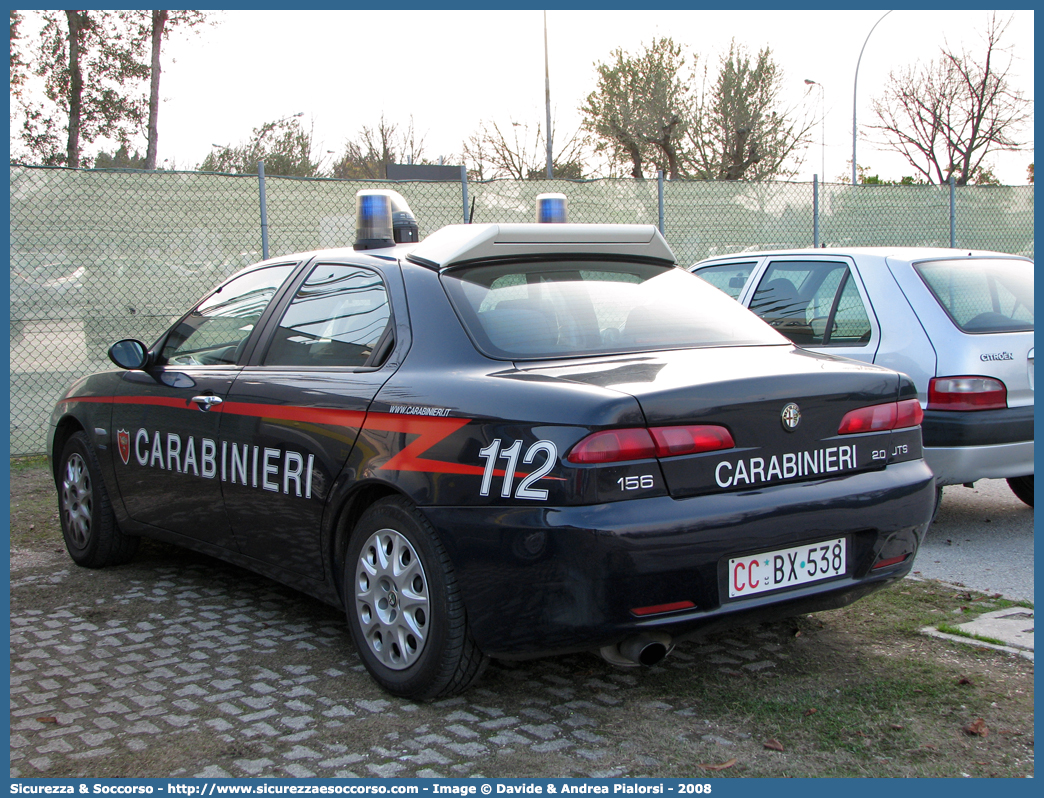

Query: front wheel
[344,497,487,699]
[1006,475,1034,507]
[58,431,140,567]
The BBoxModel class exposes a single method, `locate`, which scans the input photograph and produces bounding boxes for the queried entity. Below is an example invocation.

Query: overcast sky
[18,9,1038,184]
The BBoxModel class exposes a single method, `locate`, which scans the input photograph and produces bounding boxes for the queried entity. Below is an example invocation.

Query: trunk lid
[520,345,914,497]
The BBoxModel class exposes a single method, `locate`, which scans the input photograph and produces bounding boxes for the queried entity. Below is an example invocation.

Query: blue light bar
[355,192,394,250]
[535,193,568,223]
[355,189,420,250]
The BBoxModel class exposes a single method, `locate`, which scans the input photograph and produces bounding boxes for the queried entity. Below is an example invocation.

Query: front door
[111,263,297,549]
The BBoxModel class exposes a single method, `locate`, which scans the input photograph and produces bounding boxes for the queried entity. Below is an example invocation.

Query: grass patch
[9,456,61,548]
[11,454,49,472]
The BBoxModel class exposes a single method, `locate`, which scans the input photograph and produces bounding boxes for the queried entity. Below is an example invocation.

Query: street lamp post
[851,10,892,185]
[804,79,825,183]
[544,11,553,179]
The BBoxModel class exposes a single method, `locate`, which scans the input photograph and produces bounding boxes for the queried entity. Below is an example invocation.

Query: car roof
[220,224,677,285]
[693,246,1031,266]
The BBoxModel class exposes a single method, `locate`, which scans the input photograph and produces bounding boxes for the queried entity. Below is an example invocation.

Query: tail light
[927,377,1007,411]
[567,424,734,464]
[838,399,923,435]
[649,425,735,457]
[567,428,657,464]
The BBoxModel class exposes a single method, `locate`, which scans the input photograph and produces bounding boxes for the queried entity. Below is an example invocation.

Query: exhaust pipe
[598,632,673,668]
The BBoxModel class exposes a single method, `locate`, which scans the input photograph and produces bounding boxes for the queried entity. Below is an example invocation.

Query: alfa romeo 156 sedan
[50,192,935,699]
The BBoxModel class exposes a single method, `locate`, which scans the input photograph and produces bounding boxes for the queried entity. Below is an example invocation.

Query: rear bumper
[922,405,1033,447]
[921,404,1033,484]
[920,406,1033,484]
[421,459,935,658]
[924,440,1034,485]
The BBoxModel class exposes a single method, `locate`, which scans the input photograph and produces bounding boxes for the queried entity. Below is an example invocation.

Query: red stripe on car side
[58,395,500,477]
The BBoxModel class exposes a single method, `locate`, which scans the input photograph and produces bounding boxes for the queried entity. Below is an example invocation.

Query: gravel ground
[9,465,1034,779]
[10,539,815,779]
[914,479,1034,601]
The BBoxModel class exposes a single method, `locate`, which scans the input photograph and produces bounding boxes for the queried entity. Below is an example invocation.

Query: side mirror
[108,339,150,370]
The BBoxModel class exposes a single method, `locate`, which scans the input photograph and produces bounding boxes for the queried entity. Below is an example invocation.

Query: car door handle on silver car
[190,395,223,411]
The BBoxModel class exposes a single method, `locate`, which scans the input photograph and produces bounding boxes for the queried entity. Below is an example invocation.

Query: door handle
[190,395,223,411]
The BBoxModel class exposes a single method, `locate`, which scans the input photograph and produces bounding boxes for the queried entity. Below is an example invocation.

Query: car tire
[58,431,140,568]
[930,485,943,524]
[1006,475,1034,507]
[344,497,488,699]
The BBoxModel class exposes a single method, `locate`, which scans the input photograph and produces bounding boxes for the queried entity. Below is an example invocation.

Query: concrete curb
[920,607,1034,662]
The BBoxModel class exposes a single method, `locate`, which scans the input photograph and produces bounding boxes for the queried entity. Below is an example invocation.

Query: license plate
[728,538,847,599]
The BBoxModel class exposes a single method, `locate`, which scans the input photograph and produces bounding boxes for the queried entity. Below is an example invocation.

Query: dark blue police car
[50,191,935,698]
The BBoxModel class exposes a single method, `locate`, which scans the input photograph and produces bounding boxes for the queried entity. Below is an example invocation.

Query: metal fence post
[657,170,665,235]
[813,175,820,248]
[949,174,956,248]
[461,164,470,223]
[258,160,269,260]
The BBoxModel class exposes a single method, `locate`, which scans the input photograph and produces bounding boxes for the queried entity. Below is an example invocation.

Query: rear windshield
[441,259,785,359]
[915,258,1033,333]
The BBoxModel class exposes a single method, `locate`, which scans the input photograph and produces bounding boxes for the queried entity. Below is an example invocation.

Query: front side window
[692,261,757,299]
[161,264,296,365]
[263,263,391,367]
[749,260,871,347]
[442,259,784,359]
[915,258,1034,333]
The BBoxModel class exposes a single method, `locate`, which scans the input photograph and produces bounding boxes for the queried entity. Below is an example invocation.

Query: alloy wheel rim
[61,453,93,548]
[355,528,430,670]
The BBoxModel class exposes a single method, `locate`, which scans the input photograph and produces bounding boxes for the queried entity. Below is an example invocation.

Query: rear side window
[915,258,1034,333]
[692,262,756,298]
[263,264,391,367]
[441,259,784,359]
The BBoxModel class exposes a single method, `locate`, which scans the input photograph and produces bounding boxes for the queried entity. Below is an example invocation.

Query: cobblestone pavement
[11,542,797,779]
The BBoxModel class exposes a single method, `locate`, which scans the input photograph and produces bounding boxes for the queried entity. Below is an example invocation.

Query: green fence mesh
[9,165,1034,455]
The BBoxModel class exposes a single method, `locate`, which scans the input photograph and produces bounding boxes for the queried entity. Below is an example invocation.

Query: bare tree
[331,115,428,180]
[871,14,1031,185]
[463,119,587,180]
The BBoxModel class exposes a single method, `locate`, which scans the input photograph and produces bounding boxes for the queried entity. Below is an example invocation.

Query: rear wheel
[930,485,943,524]
[1006,475,1034,507]
[58,431,140,567]
[344,497,487,699]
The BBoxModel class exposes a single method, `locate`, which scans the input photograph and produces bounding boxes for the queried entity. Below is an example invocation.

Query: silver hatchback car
[691,248,1034,507]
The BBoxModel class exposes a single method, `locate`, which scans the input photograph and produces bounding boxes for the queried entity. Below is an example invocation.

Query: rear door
[743,256,882,364]
[217,258,407,577]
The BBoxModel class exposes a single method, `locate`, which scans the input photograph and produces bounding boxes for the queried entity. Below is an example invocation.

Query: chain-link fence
[9,164,1034,455]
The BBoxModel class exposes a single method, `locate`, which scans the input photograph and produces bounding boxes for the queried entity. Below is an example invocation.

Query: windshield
[915,258,1034,333]
[442,259,786,359]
